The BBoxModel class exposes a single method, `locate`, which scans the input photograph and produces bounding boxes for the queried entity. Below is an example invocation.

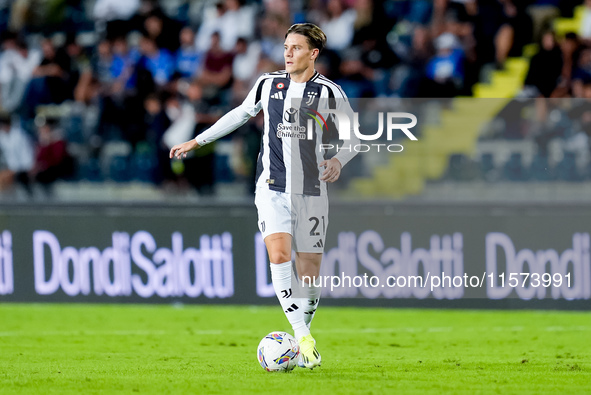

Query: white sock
[301,281,321,328]
[270,261,310,340]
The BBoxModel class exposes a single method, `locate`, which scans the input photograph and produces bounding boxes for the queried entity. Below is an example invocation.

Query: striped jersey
[195,70,358,196]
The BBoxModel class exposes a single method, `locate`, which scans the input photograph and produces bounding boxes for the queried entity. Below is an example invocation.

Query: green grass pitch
[0,304,589,394]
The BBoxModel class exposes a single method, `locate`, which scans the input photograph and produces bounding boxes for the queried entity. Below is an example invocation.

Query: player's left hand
[319,158,342,183]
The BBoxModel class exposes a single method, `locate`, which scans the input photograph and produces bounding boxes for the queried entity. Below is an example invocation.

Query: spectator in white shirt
[0,36,42,112]
[321,0,357,51]
[93,0,140,36]
[581,0,591,43]
[0,115,34,196]
[196,0,255,52]
[93,0,140,23]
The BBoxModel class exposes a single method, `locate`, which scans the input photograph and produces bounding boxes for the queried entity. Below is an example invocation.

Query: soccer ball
[257,332,300,372]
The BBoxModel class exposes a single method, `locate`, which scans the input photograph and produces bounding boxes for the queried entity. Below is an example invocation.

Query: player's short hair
[285,23,327,54]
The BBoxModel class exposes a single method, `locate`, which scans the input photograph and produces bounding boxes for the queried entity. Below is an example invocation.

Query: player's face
[284,33,317,76]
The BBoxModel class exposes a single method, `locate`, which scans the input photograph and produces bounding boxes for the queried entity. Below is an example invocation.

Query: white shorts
[254,187,329,253]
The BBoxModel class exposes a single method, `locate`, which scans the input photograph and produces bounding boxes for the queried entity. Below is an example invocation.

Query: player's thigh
[255,188,291,236]
[255,188,293,262]
[292,194,329,253]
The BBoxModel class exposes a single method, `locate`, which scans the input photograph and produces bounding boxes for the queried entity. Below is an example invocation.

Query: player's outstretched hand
[169,139,200,159]
[319,158,342,183]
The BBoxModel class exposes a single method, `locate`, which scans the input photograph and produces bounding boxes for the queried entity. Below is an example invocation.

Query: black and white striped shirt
[195,70,358,196]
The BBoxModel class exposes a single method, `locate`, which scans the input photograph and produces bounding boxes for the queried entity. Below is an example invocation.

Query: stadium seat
[214,154,234,183]
[63,114,85,144]
[480,153,496,180]
[100,141,133,179]
[79,158,103,182]
[585,160,591,181]
[556,151,583,182]
[109,156,132,183]
[447,153,478,181]
[503,152,529,181]
[131,153,158,183]
[529,154,555,181]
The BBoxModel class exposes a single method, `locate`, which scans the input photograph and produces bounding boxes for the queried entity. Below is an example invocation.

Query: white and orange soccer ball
[257,332,300,372]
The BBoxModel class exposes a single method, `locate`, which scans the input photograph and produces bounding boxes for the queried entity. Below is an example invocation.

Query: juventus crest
[305,91,318,106]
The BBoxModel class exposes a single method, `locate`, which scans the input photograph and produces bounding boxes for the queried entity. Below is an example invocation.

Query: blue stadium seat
[131,153,158,183]
[214,154,234,183]
[556,151,583,181]
[480,152,496,180]
[529,154,555,181]
[63,115,85,144]
[586,160,591,181]
[503,152,528,181]
[80,158,103,182]
[109,155,132,183]
[448,153,468,181]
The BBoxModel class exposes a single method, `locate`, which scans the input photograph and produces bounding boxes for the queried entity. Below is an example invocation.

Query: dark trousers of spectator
[98,95,144,144]
[183,154,215,196]
[156,148,175,184]
[419,78,459,98]
[20,76,70,122]
[35,159,74,195]
[15,171,33,196]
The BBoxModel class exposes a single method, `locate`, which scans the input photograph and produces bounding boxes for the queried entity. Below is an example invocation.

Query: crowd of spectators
[0,0,586,198]
[523,2,591,99]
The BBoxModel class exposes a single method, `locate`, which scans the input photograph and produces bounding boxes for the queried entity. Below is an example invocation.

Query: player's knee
[268,251,292,264]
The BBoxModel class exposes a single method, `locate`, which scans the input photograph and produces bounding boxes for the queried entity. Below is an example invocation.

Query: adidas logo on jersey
[313,239,324,248]
[271,91,284,100]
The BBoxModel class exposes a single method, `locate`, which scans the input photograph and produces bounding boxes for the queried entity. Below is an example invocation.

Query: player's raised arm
[170,74,266,160]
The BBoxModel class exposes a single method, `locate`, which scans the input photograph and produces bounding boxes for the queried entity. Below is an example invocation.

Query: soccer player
[170,23,358,369]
